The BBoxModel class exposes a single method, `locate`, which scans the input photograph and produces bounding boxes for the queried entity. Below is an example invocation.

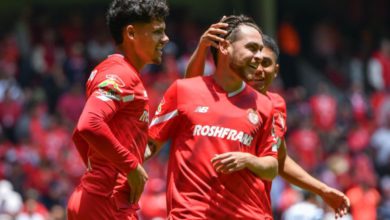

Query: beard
[229,60,255,82]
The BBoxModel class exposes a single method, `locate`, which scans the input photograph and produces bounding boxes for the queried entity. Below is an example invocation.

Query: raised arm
[185,20,228,78]
[278,140,350,218]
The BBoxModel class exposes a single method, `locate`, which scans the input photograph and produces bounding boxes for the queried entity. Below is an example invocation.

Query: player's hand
[211,152,251,173]
[127,164,148,204]
[320,186,350,219]
[199,17,228,49]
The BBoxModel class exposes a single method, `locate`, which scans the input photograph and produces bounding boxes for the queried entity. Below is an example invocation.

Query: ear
[219,40,230,56]
[124,24,135,40]
[274,63,280,77]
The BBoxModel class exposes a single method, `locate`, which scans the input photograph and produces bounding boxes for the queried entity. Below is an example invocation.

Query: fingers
[219,15,226,22]
[134,182,144,203]
[211,153,231,163]
[127,165,148,204]
[129,183,136,204]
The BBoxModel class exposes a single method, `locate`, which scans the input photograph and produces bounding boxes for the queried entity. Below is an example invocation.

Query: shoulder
[267,91,287,114]
[88,55,140,88]
[245,87,274,117]
[175,76,209,92]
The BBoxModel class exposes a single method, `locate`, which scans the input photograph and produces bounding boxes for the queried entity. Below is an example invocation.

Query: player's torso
[168,77,273,219]
[82,55,149,198]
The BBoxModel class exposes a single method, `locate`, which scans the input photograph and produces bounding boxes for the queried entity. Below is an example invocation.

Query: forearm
[246,155,278,181]
[72,128,89,167]
[78,97,139,174]
[280,155,327,195]
[184,44,208,78]
[144,139,164,161]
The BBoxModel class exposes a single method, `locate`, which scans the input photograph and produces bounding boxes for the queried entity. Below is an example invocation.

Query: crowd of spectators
[0,4,389,220]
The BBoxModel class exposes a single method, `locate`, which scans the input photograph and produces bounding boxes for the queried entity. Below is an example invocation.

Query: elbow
[76,114,102,139]
[262,159,279,181]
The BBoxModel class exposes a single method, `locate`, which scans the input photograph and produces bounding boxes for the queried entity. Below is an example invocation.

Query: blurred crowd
[0,5,389,220]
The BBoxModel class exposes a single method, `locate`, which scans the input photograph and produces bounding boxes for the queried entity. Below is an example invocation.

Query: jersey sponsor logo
[95,90,121,101]
[88,70,97,81]
[139,110,149,123]
[96,74,126,102]
[98,75,124,93]
[122,94,135,102]
[247,109,260,125]
[193,125,254,146]
[194,106,209,113]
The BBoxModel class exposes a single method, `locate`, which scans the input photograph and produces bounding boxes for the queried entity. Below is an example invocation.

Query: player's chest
[181,100,263,138]
[117,85,149,122]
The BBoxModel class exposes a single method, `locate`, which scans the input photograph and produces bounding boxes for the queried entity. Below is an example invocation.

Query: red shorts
[67,186,138,220]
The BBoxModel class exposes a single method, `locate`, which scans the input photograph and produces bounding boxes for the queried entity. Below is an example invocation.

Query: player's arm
[185,19,228,78]
[72,128,89,166]
[144,139,164,161]
[147,81,181,159]
[278,140,350,218]
[211,153,278,181]
[77,93,147,204]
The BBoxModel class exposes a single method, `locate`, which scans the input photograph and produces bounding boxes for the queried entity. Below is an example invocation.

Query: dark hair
[106,0,169,45]
[262,34,280,61]
[210,15,262,65]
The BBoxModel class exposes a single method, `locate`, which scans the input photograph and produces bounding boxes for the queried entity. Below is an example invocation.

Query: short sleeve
[149,81,180,142]
[256,108,278,159]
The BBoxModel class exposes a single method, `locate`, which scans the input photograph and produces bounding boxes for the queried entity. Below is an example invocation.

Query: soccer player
[147,15,278,219]
[67,0,169,219]
[185,20,350,219]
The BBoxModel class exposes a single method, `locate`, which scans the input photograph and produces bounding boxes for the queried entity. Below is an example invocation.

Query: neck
[213,65,244,93]
[117,45,144,72]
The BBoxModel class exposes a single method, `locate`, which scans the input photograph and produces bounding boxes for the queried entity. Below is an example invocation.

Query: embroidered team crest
[247,109,260,125]
[155,98,165,115]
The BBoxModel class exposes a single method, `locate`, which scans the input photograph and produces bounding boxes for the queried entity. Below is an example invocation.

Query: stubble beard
[229,60,253,83]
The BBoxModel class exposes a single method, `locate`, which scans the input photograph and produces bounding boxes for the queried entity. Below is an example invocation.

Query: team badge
[155,98,165,115]
[247,109,260,125]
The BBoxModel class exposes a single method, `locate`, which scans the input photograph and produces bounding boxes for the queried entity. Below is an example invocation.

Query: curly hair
[106,0,169,45]
[210,15,262,65]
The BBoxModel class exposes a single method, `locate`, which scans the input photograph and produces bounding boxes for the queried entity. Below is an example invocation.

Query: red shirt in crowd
[310,93,337,131]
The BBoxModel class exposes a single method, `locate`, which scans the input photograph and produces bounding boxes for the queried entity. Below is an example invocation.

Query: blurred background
[0,0,389,219]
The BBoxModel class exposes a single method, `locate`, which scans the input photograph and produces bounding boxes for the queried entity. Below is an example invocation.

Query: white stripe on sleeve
[149,109,179,127]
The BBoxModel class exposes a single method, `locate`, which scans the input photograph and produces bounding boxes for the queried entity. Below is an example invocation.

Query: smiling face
[132,19,169,65]
[248,46,279,94]
[227,25,264,82]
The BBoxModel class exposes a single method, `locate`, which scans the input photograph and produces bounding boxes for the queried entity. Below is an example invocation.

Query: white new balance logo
[195,106,209,113]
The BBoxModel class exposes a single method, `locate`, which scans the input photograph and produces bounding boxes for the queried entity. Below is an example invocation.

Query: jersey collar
[227,81,246,97]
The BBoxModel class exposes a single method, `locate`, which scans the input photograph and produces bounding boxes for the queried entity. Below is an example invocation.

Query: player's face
[248,47,279,94]
[228,25,263,82]
[133,19,169,65]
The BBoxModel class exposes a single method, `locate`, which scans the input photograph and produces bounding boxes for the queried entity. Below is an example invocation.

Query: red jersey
[73,54,149,210]
[149,76,277,220]
[267,92,288,139]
